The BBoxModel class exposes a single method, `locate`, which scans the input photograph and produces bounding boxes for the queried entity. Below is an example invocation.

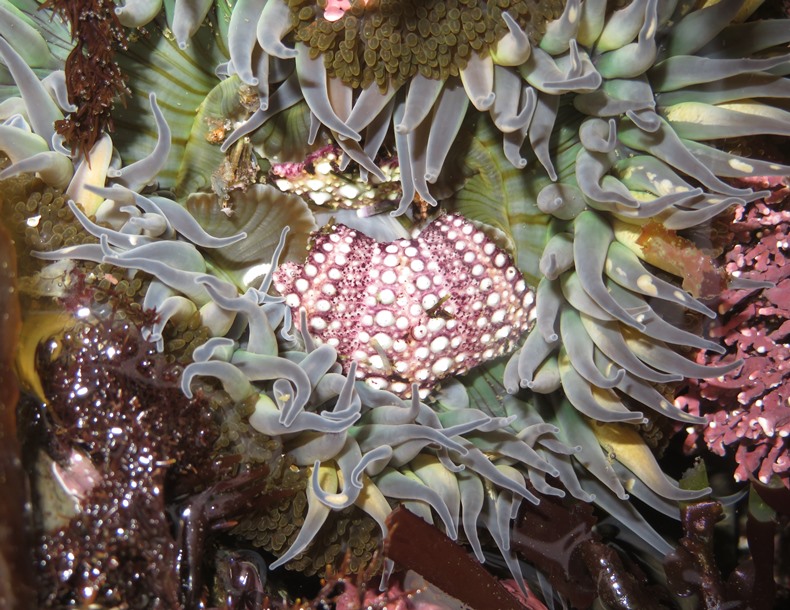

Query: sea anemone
[33,186,578,582]
[3,0,790,606]
[216,0,571,213]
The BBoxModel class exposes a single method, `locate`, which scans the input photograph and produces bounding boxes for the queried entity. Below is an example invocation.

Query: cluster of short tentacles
[2,0,790,596]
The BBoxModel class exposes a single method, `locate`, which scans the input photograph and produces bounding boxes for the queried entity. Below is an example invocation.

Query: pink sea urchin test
[274,214,535,398]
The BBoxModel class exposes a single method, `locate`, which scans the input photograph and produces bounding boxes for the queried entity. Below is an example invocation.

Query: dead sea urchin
[274,214,534,398]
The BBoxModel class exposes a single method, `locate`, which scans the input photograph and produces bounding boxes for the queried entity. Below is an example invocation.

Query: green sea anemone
[2,0,790,604]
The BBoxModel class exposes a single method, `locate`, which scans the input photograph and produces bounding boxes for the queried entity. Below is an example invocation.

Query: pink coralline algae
[677,178,790,488]
[274,214,534,398]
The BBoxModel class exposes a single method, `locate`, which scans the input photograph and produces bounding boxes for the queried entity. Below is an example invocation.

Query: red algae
[34,318,218,609]
[677,180,790,489]
[41,0,129,158]
[511,489,668,610]
[510,491,598,608]
[384,506,531,610]
[664,464,780,610]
